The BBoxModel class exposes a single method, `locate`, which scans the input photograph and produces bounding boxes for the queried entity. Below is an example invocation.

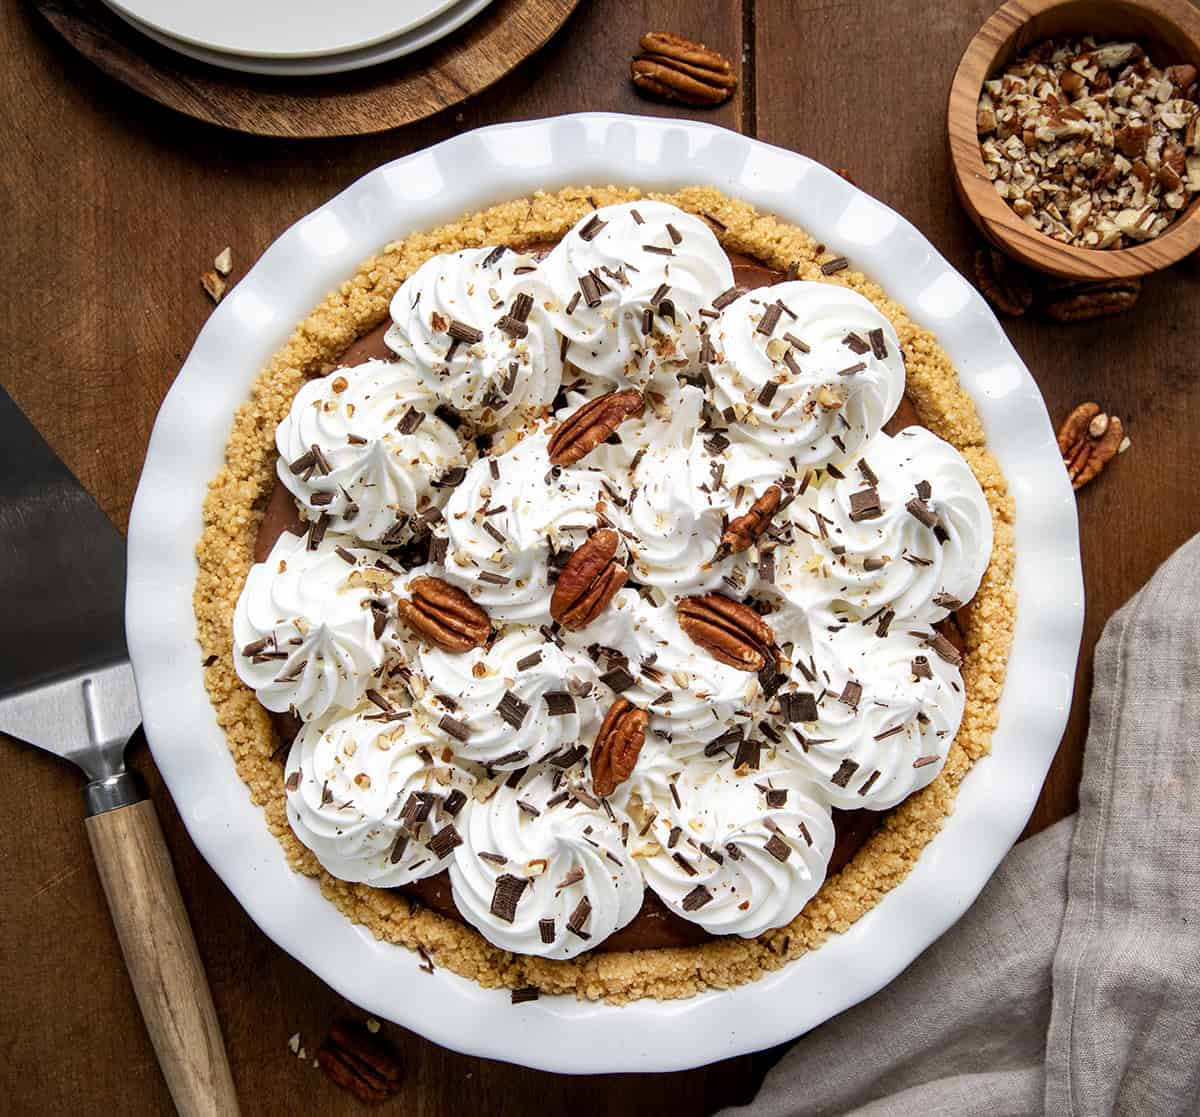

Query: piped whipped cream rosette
[618,386,784,596]
[772,624,966,810]
[538,201,735,390]
[385,247,562,427]
[284,702,474,888]
[233,531,396,722]
[614,753,834,937]
[791,427,993,625]
[275,358,466,545]
[432,426,612,625]
[448,763,642,959]
[410,629,600,770]
[563,589,770,750]
[708,281,904,466]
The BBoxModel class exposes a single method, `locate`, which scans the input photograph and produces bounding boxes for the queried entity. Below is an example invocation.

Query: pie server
[0,387,239,1117]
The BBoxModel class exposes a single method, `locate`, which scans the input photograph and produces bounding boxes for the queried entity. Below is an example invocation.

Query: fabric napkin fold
[722,533,1200,1117]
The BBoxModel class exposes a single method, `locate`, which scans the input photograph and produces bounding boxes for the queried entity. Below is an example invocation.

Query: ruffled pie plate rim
[126,113,1083,1074]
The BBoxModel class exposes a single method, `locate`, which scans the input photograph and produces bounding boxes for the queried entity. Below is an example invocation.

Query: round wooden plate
[34,0,583,138]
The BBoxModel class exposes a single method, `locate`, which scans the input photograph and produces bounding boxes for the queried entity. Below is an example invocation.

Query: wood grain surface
[34,0,584,138]
[1,0,1197,1113]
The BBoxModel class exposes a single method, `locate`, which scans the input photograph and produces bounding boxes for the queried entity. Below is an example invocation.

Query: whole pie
[195,185,1014,1002]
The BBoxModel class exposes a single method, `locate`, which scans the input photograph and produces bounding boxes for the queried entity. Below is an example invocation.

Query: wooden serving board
[34,0,584,138]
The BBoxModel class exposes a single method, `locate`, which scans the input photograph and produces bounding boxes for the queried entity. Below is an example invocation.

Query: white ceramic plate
[126,113,1084,1075]
[103,0,461,59]
[102,0,495,77]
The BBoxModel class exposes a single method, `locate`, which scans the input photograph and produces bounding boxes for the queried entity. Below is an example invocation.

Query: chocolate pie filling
[255,245,963,953]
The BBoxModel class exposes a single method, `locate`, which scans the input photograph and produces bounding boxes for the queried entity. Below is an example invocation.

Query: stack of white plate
[102,0,496,76]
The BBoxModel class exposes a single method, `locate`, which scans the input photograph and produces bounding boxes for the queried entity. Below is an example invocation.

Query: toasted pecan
[396,576,490,652]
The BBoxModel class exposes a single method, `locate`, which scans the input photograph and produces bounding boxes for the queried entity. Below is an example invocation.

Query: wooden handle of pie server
[86,798,240,1117]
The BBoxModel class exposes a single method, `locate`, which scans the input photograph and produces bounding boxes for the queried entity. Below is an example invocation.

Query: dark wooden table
[2,1,1198,1112]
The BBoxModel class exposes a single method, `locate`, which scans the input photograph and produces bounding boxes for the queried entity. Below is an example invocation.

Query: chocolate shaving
[821,256,849,275]
[712,287,740,311]
[600,665,636,693]
[839,680,863,709]
[780,691,818,723]
[490,874,528,923]
[912,655,933,679]
[427,825,463,859]
[511,987,539,1005]
[844,332,870,354]
[544,691,575,716]
[764,834,791,862]
[579,215,608,241]
[913,754,940,768]
[516,651,543,671]
[906,498,939,529]
[497,691,530,730]
[734,736,761,771]
[838,361,867,377]
[538,919,556,945]
[849,488,882,522]
[928,631,963,666]
[868,327,888,359]
[437,714,471,742]
[756,302,784,337]
[446,319,483,344]
[682,885,713,912]
[765,788,788,808]
[831,758,860,788]
[443,789,467,817]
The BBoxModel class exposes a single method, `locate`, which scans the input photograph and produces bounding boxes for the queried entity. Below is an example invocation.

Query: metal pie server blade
[0,385,139,801]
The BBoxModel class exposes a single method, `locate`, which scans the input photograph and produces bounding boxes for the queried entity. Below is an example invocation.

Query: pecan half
[716,485,783,558]
[396,576,490,652]
[677,593,776,672]
[317,1021,404,1105]
[1057,402,1127,490]
[547,389,645,466]
[549,528,627,630]
[1042,277,1141,323]
[591,697,648,797]
[973,246,1033,317]
[631,32,737,107]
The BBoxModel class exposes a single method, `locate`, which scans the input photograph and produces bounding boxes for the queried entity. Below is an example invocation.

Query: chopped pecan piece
[716,485,783,558]
[396,576,490,652]
[547,389,645,466]
[1057,402,1126,490]
[591,697,648,797]
[631,32,737,107]
[317,1021,404,1105]
[1042,277,1141,323]
[973,246,1032,317]
[677,593,776,672]
[549,528,627,630]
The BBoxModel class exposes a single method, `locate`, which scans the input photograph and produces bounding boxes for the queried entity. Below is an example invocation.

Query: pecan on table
[973,246,1033,317]
[396,576,490,652]
[549,528,627,630]
[1042,277,1141,323]
[631,32,737,107]
[716,484,783,559]
[547,389,645,467]
[591,697,648,797]
[1057,402,1127,490]
[676,593,776,673]
[317,1021,404,1105]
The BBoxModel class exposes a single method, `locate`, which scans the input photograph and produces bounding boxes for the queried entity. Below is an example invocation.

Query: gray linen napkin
[722,534,1200,1117]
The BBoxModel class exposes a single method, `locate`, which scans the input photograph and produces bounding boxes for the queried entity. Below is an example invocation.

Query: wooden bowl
[949,0,1200,279]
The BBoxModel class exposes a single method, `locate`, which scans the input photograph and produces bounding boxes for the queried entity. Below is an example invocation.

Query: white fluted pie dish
[126,113,1083,1074]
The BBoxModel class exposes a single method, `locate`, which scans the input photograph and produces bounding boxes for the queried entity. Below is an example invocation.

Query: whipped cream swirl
[774,624,966,810]
[449,763,642,959]
[618,385,782,596]
[233,531,394,722]
[710,281,904,466]
[615,753,834,937]
[386,247,562,427]
[285,703,473,887]
[564,589,770,750]
[796,427,993,624]
[275,359,465,545]
[412,629,599,770]
[539,201,734,390]
[434,427,611,625]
